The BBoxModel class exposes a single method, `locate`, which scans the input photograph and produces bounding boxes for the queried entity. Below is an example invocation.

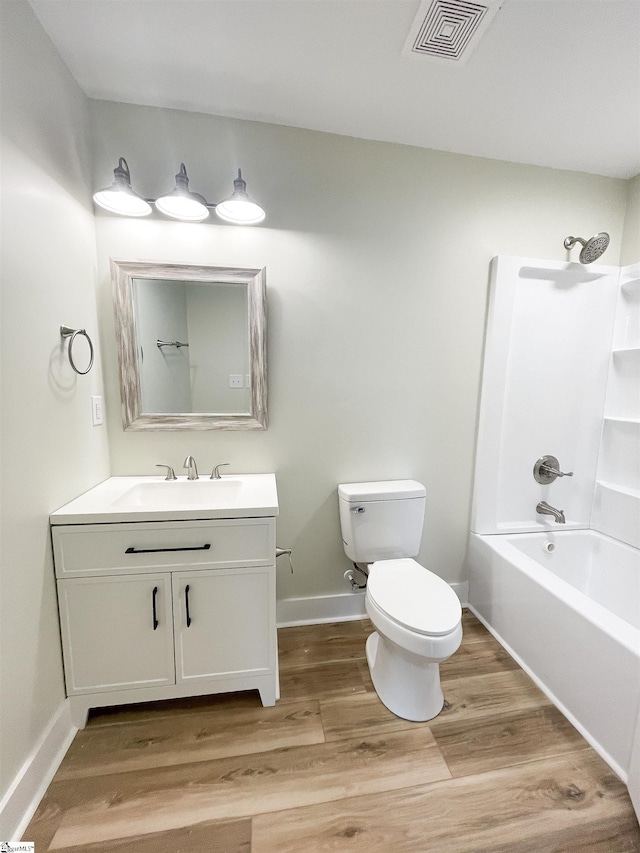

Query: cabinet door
[173,567,275,684]
[57,574,175,694]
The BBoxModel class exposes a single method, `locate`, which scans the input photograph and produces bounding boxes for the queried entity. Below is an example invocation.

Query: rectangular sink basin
[50,474,278,524]
[112,479,244,509]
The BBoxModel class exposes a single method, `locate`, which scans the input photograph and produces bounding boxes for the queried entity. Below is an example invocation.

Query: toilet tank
[338,480,426,563]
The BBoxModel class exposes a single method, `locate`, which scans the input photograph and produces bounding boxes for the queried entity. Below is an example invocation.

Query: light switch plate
[91,395,104,425]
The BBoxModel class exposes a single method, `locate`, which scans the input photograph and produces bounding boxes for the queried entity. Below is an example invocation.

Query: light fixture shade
[93,158,152,217]
[155,163,209,222]
[215,170,266,224]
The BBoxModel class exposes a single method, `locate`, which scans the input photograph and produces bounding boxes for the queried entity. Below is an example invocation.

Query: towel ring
[60,325,94,375]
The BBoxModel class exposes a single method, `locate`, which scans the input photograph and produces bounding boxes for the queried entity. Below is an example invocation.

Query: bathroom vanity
[50,474,279,728]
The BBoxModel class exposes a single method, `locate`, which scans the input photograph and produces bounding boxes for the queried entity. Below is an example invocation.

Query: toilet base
[366,631,445,722]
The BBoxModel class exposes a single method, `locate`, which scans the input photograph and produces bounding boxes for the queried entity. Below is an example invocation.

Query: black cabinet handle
[152,586,159,630]
[125,544,211,555]
[185,584,192,627]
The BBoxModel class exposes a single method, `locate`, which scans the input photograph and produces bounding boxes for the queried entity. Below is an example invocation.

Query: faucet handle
[533,455,573,484]
[156,464,177,481]
[211,463,230,480]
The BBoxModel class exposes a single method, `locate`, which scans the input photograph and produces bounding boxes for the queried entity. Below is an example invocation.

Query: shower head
[563,232,610,264]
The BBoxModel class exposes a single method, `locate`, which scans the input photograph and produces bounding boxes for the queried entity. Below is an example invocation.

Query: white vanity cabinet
[52,515,278,728]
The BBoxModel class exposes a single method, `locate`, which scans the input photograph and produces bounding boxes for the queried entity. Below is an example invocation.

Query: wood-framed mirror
[111,259,267,430]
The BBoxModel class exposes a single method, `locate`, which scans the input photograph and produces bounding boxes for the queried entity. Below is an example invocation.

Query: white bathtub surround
[471,256,621,535]
[592,264,640,549]
[468,256,640,812]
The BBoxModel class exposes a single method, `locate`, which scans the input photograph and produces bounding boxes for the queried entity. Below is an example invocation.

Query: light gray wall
[0,1,110,816]
[91,100,629,603]
[621,173,640,265]
[187,284,250,413]
[135,279,192,413]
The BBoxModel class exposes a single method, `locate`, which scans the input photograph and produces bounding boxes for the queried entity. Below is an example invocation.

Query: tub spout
[536,501,566,524]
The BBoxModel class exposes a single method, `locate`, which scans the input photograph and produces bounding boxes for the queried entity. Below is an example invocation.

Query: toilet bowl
[365,558,462,722]
[338,479,463,722]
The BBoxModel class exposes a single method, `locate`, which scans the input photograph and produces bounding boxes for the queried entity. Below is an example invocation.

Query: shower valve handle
[542,463,573,478]
[533,455,573,484]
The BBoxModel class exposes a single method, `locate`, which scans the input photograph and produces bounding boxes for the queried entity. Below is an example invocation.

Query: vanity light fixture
[92,158,152,217]
[215,170,266,224]
[155,163,209,222]
[93,158,266,224]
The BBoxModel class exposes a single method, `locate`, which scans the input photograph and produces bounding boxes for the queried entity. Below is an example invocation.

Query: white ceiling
[29,0,640,179]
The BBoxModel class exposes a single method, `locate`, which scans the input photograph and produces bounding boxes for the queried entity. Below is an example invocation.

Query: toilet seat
[367,558,461,637]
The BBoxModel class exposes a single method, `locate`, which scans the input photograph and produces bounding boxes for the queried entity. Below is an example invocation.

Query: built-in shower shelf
[612,347,640,358]
[595,480,640,500]
[603,416,640,425]
[592,480,640,549]
[621,277,640,294]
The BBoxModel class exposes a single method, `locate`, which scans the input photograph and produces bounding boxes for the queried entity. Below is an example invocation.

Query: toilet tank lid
[338,480,426,502]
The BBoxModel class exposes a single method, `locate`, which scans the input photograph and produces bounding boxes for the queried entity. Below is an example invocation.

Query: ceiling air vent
[402,0,503,64]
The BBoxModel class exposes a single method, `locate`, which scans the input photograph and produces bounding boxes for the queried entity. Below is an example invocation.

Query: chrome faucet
[184,455,199,480]
[536,501,566,524]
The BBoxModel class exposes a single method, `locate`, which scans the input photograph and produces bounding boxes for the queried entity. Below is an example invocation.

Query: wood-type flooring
[25,611,640,851]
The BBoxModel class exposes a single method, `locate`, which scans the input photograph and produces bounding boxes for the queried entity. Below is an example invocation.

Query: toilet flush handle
[351,506,366,514]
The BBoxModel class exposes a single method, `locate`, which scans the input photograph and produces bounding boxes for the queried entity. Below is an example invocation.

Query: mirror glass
[111,260,267,430]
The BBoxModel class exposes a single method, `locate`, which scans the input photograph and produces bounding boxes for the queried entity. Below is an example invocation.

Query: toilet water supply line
[276,547,294,573]
[345,563,368,591]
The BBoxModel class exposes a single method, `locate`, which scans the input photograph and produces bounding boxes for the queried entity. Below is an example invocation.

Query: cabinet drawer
[52,518,275,578]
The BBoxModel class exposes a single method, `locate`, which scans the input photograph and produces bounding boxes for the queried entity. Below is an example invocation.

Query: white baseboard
[0,700,76,841]
[277,591,367,627]
[276,581,468,628]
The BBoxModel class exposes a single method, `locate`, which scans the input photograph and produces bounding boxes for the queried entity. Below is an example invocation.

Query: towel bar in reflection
[156,339,190,349]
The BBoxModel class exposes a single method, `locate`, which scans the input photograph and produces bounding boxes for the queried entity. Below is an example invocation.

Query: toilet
[338,479,462,722]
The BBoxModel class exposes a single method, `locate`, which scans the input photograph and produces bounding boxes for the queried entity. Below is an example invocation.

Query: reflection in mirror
[111,260,267,430]
[134,279,250,415]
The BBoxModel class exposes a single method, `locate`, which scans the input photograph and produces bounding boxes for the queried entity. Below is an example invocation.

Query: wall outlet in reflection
[229,374,243,388]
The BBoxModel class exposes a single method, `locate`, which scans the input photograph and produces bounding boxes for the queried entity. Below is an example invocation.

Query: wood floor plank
[279,659,368,703]
[460,609,491,643]
[320,669,552,742]
[48,728,451,849]
[440,632,520,681]
[431,704,591,777]
[278,621,368,670]
[57,701,325,780]
[251,750,636,853]
[487,815,640,852]
[49,818,251,853]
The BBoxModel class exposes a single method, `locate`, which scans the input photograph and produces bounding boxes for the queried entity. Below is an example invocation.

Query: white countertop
[50,474,279,524]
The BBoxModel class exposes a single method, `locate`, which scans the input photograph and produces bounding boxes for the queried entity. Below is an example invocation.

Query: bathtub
[467,529,640,781]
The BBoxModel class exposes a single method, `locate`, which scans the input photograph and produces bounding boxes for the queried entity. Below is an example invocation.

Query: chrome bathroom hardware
[157,339,189,349]
[536,501,566,524]
[276,546,294,574]
[211,463,230,480]
[60,325,94,375]
[563,232,610,264]
[351,506,366,514]
[533,455,573,485]
[345,562,368,591]
[156,464,177,480]
[184,455,199,480]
